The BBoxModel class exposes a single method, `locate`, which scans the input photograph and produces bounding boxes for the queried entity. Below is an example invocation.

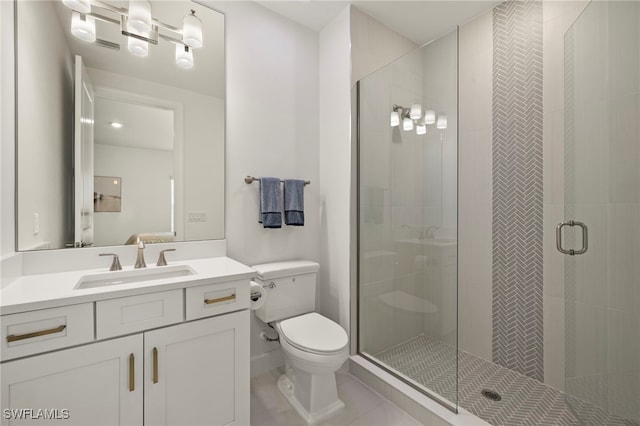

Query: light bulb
[424,110,436,125]
[71,12,96,42]
[182,10,203,48]
[128,0,152,34]
[176,44,194,69]
[402,117,413,131]
[436,114,448,129]
[416,124,426,135]
[410,104,422,120]
[390,111,400,127]
[128,34,149,57]
[62,0,91,14]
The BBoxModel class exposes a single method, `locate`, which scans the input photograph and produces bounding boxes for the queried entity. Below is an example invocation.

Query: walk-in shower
[355,1,639,424]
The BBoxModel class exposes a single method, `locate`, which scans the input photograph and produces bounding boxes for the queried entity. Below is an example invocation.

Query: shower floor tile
[375,335,639,426]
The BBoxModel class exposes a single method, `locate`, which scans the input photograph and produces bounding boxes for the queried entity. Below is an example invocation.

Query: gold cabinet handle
[129,353,135,392]
[153,347,158,384]
[204,294,236,305]
[7,325,66,343]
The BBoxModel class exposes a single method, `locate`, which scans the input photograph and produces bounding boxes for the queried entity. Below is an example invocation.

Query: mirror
[15,0,225,251]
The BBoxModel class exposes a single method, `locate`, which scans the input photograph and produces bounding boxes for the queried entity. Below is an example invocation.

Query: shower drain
[481,389,502,401]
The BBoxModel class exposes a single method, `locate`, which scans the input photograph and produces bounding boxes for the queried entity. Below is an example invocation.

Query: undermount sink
[75,265,195,290]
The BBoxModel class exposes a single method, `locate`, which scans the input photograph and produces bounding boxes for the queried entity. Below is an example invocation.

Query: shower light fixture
[403,117,414,131]
[63,0,204,69]
[391,104,446,136]
[390,111,400,127]
[436,114,448,129]
[409,104,422,120]
[424,110,436,125]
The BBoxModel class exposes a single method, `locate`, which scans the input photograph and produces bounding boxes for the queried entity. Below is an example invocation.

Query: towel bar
[244,176,310,186]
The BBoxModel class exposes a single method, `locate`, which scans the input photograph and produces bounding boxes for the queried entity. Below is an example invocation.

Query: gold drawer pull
[152,347,159,384]
[7,325,67,343]
[204,294,236,305]
[129,353,135,392]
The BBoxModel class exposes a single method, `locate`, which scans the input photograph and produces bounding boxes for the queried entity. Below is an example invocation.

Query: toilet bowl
[251,261,349,424]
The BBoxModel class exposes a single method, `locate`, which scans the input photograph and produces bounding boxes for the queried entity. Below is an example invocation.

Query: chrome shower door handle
[556,220,588,255]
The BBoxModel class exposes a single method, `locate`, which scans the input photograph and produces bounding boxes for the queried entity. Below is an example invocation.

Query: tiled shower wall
[491,0,544,382]
[458,0,590,390]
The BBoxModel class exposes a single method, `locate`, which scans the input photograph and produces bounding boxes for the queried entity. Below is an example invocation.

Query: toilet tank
[251,260,319,323]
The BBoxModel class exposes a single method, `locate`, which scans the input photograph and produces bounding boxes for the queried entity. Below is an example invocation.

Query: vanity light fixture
[63,0,204,69]
[71,12,96,42]
[63,0,91,14]
[175,44,193,69]
[391,104,447,136]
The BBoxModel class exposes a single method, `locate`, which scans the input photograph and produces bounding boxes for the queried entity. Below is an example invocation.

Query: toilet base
[277,374,345,424]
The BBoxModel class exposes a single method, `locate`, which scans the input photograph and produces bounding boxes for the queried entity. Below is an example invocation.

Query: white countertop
[1,256,255,316]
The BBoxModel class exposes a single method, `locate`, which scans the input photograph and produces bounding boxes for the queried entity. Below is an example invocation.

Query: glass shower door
[357,28,458,411]
[563,2,640,423]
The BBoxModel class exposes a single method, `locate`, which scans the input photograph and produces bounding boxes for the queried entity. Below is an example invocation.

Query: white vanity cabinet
[0,273,251,426]
[144,311,249,426]
[1,334,144,426]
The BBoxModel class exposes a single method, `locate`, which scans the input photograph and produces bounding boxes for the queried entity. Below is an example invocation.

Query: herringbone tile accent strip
[375,336,639,425]
[492,0,544,381]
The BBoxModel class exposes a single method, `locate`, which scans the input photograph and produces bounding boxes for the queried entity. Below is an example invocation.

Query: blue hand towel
[259,177,282,228]
[283,179,305,226]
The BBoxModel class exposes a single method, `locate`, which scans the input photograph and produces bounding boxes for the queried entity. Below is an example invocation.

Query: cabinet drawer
[1,303,93,361]
[96,289,183,339]
[185,280,249,320]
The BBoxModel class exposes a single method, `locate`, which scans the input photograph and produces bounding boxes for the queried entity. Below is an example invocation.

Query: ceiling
[95,97,175,151]
[255,0,501,45]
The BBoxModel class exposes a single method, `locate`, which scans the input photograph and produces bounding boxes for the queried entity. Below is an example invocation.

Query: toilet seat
[278,313,348,355]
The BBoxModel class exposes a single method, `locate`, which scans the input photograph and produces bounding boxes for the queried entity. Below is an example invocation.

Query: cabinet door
[1,335,143,426]
[144,311,249,426]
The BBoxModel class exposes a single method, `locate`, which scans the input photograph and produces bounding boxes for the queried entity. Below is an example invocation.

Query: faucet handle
[99,253,122,271]
[157,249,176,266]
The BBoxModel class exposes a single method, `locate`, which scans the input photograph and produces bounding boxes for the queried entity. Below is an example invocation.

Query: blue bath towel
[259,177,282,228]
[283,179,305,226]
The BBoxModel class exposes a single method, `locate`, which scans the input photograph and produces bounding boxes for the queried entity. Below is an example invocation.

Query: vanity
[2,0,243,423]
[0,254,253,426]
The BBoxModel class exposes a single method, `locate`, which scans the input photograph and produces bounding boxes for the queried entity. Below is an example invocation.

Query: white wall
[93,144,173,246]
[458,10,494,361]
[1,1,16,258]
[318,6,352,335]
[16,0,73,251]
[203,1,321,373]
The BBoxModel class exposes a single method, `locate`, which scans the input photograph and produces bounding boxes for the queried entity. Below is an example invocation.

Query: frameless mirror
[15,0,225,250]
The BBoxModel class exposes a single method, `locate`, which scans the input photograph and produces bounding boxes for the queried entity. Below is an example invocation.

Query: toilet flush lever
[265,282,276,289]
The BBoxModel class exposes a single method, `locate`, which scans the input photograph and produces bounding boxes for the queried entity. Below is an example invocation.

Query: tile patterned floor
[376,335,640,426]
[250,368,422,426]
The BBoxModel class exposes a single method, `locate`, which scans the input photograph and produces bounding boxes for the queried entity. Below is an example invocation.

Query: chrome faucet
[135,240,146,269]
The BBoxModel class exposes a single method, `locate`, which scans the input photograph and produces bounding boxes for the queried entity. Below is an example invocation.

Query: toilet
[252,260,349,424]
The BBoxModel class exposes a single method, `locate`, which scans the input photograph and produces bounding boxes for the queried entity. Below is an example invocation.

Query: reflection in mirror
[16,0,225,251]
